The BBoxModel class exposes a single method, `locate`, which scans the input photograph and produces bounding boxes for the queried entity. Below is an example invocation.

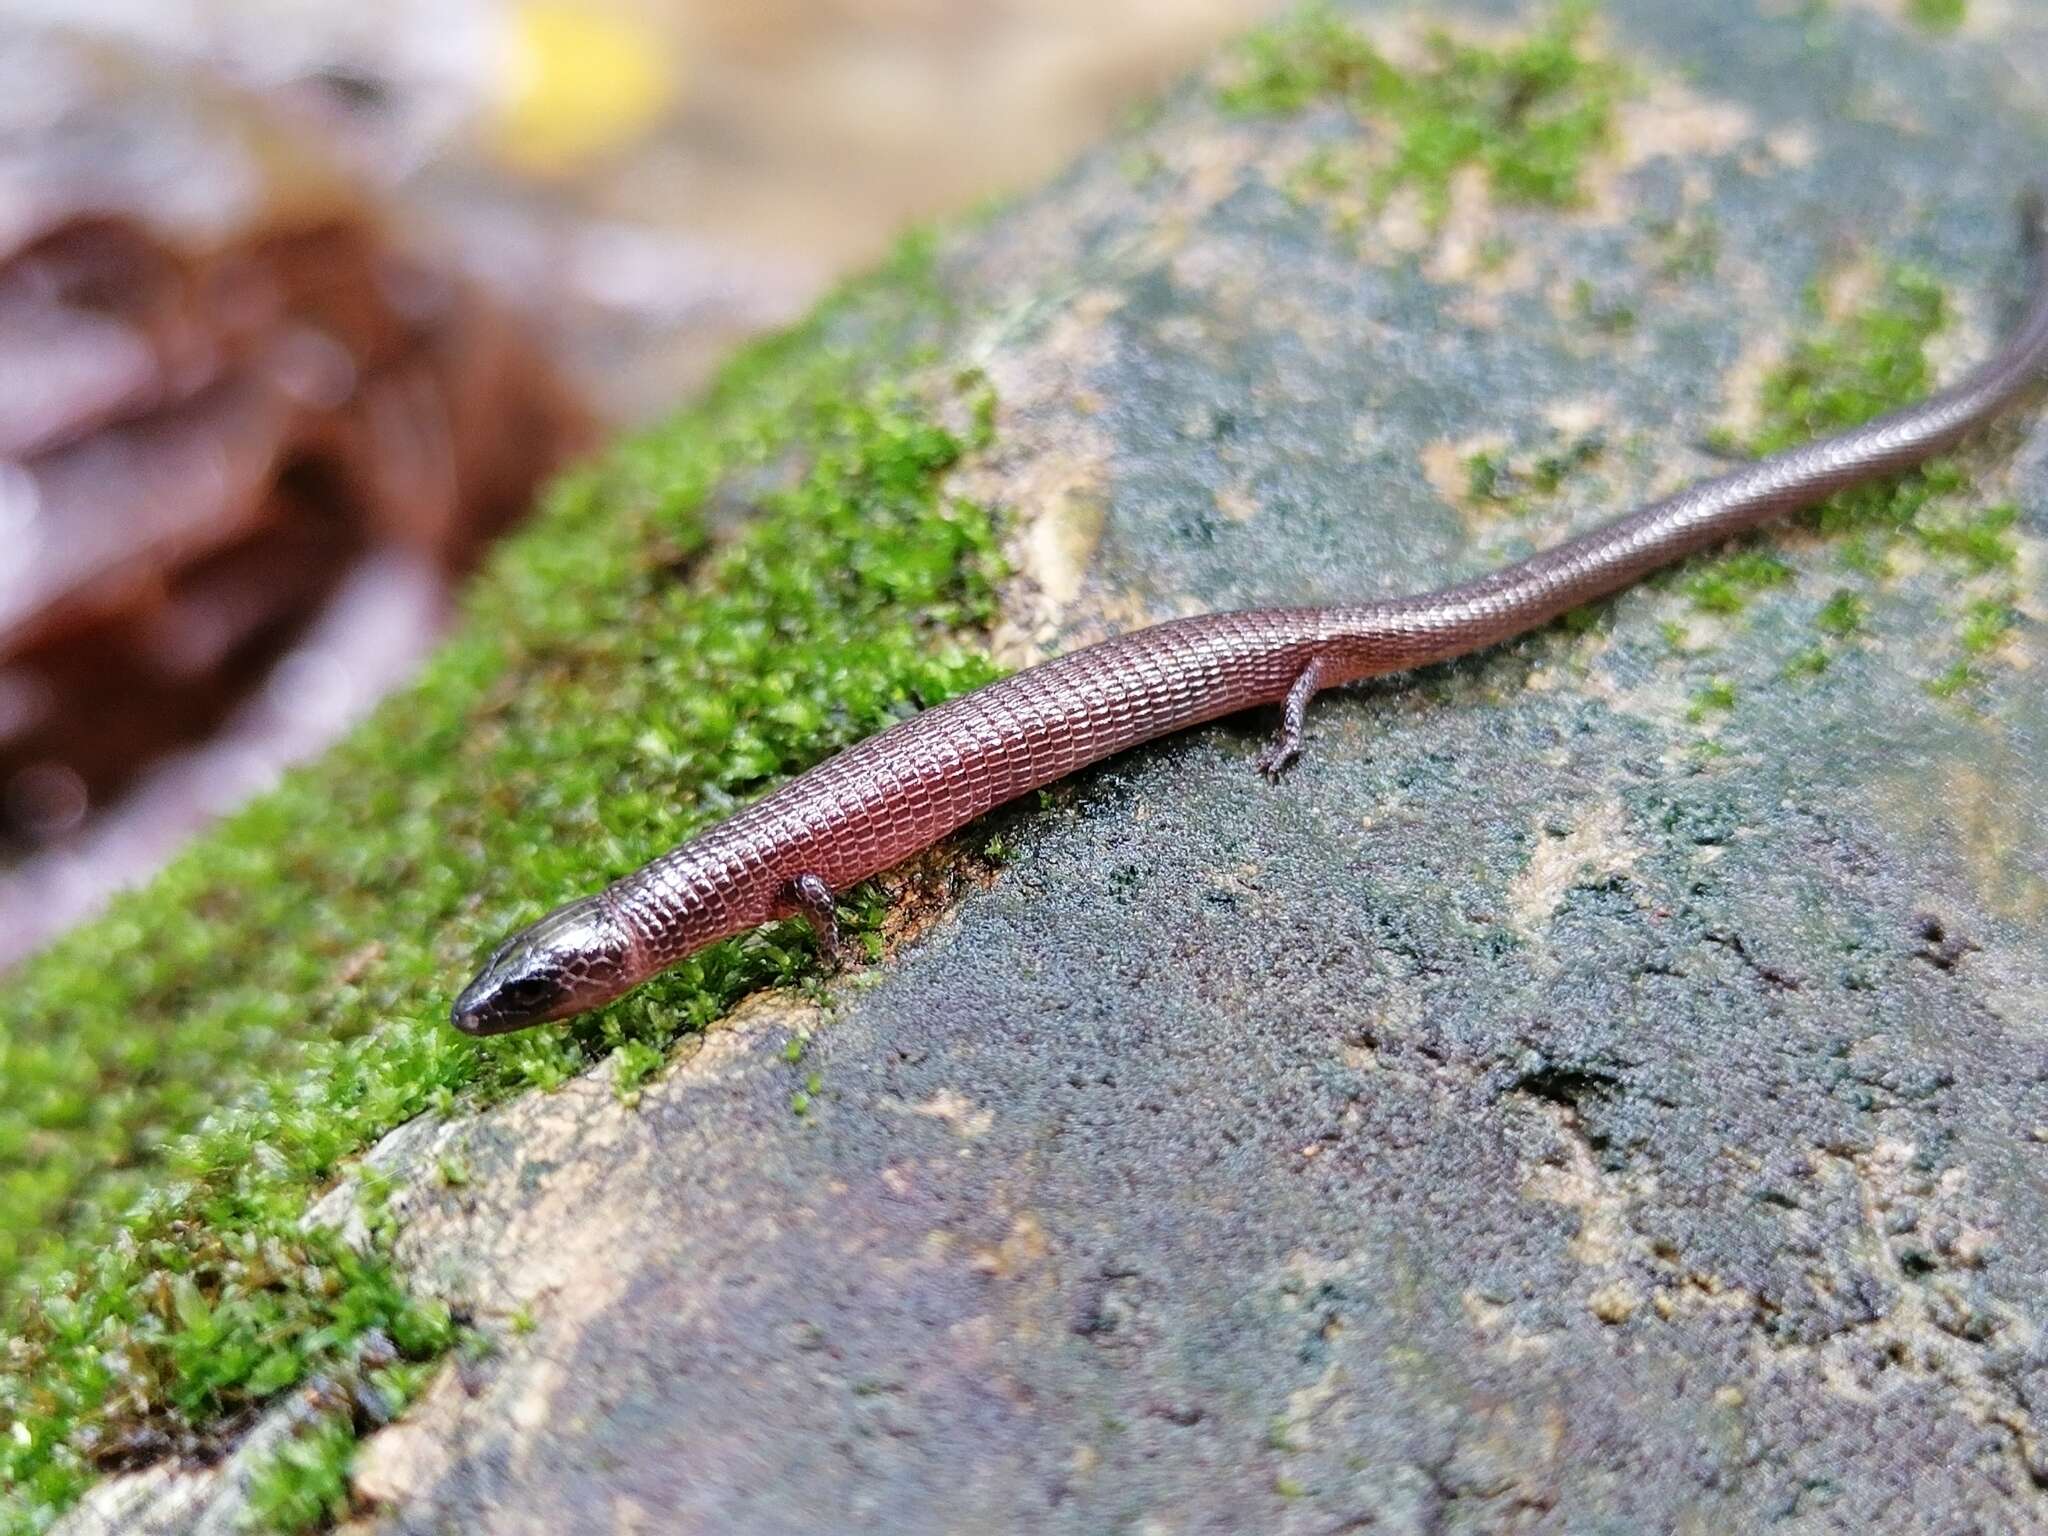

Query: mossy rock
[15,1,2048,1531]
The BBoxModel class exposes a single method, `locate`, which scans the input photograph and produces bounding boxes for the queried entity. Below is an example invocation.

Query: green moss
[1710,261,2025,676]
[1925,660,1978,698]
[1687,678,1739,721]
[1958,597,2017,656]
[0,237,1007,1533]
[1815,589,1867,637]
[1906,0,1966,32]
[1463,430,1606,516]
[1684,551,1793,615]
[1488,256,1995,671]
[1915,502,2018,572]
[1463,449,1509,501]
[610,1038,666,1101]
[1221,3,1623,221]
[241,1416,358,1534]
[233,1346,437,1533]
[1219,3,1394,116]
[1749,267,1951,534]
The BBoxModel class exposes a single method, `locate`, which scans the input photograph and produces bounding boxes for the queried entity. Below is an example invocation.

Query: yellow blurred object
[494,3,673,173]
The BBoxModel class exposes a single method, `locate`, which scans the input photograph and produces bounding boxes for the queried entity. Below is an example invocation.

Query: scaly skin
[452,196,2048,1035]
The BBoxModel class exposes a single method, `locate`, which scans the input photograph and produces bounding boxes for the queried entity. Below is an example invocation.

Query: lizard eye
[498,975,556,1007]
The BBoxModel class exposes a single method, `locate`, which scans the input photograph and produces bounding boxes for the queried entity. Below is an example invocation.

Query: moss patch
[1906,0,1967,34]
[1219,2,1623,221]
[1681,262,2024,692]
[1684,550,1793,616]
[0,239,1006,1533]
[1463,429,1608,517]
[1815,589,1867,637]
[243,1415,359,1535]
[1748,268,1946,495]
[1957,596,2017,655]
[1916,501,2019,572]
[1687,676,1738,721]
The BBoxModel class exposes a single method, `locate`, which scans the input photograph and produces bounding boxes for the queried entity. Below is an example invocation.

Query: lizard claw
[1255,738,1300,783]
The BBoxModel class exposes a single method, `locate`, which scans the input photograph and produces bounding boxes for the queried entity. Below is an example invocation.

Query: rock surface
[69,0,2048,1530]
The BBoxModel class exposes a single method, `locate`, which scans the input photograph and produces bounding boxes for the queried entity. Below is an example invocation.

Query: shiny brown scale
[451,196,2048,1036]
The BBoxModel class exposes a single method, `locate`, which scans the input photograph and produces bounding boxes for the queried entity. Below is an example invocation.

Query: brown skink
[452,197,2048,1035]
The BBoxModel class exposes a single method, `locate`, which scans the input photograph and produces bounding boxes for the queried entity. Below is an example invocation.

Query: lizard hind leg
[785,873,842,964]
[1254,655,1328,783]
